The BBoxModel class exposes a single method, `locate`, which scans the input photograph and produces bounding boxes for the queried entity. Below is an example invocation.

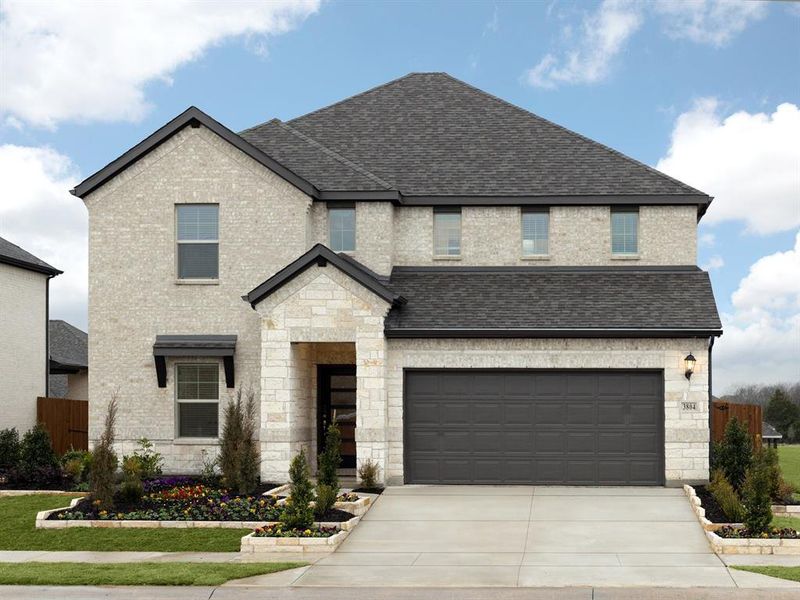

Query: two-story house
[71,73,721,486]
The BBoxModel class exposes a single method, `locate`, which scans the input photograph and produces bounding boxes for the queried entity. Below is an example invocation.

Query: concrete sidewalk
[2,586,800,600]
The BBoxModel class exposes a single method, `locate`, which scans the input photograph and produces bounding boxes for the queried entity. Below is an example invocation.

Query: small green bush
[314,483,337,518]
[18,424,60,483]
[708,469,745,522]
[200,449,219,484]
[357,459,381,490]
[219,389,260,495]
[61,448,92,485]
[0,428,20,471]
[713,417,753,492]
[119,455,143,504]
[128,438,163,478]
[91,397,119,511]
[281,448,314,530]
[742,448,774,535]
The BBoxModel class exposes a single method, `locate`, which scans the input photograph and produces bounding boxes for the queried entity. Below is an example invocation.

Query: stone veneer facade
[84,122,713,484]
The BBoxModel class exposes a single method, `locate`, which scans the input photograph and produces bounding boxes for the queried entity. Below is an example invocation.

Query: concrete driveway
[294,486,743,587]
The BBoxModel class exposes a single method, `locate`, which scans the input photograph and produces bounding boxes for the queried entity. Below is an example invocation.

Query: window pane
[177,364,219,400]
[522,211,549,255]
[611,211,638,254]
[178,403,218,437]
[329,208,355,252]
[434,212,461,256]
[178,243,218,279]
[177,205,218,241]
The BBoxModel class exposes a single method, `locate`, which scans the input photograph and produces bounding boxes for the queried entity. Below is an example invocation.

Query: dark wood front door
[317,365,357,468]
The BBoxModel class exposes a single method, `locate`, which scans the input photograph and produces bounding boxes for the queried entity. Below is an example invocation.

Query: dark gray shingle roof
[0,236,61,275]
[243,73,708,199]
[384,266,721,335]
[49,320,88,369]
[762,422,783,439]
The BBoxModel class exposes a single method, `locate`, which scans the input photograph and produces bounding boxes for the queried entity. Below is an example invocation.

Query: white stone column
[355,324,389,483]
[259,310,293,482]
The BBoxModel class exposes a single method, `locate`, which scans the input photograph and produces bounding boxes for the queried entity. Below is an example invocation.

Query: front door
[317,365,357,468]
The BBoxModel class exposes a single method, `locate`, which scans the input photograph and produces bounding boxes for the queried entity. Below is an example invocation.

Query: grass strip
[732,566,800,583]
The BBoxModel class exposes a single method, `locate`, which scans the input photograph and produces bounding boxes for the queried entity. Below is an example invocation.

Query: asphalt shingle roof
[242,73,708,199]
[384,266,721,334]
[49,320,88,369]
[0,236,61,275]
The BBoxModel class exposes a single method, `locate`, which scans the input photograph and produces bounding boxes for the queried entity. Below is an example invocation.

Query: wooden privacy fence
[711,400,762,449]
[36,397,89,454]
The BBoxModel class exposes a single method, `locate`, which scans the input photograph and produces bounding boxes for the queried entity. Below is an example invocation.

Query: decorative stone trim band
[240,515,361,554]
[263,484,290,496]
[705,530,800,555]
[274,493,372,516]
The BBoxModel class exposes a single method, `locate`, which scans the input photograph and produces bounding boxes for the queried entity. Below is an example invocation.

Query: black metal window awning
[153,335,237,388]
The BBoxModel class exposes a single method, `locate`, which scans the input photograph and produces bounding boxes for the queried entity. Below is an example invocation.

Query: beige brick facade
[83,122,712,484]
[0,263,49,433]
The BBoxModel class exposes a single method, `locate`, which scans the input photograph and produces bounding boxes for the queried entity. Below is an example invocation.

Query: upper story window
[176,204,219,279]
[433,207,461,257]
[328,205,356,252]
[175,363,219,438]
[611,207,639,255]
[522,208,549,256]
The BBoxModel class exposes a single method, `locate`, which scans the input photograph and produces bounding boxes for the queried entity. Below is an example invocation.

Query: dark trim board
[402,368,666,486]
[386,328,722,339]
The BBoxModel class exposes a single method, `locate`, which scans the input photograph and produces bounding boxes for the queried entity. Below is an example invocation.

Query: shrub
[317,423,341,493]
[281,448,314,530]
[713,417,752,492]
[90,397,119,511]
[314,483,337,518]
[18,424,60,483]
[0,428,20,471]
[742,448,774,535]
[61,448,92,486]
[200,448,219,484]
[119,455,144,504]
[707,469,745,522]
[129,438,163,478]
[219,389,260,495]
[358,458,381,490]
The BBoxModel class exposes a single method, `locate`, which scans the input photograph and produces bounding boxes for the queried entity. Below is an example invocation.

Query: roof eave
[384,328,723,339]
[0,255,62,276]
[71,107,320,200]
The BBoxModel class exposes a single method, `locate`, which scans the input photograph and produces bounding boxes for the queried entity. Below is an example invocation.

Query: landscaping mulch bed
[716,525,800,539]
[694,485,732,523]
[314,507,356,522]
[352,487,384,495]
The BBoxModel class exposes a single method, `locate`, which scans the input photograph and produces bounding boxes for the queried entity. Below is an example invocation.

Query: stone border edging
[772,504,800,515]
[684,484,800,555]
[240,515,360,554]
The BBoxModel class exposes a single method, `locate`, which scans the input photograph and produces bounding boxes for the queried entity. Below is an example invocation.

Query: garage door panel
[405,370,663,485]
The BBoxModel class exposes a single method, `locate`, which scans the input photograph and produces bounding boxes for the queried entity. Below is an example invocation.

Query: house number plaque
[682,401,698,411]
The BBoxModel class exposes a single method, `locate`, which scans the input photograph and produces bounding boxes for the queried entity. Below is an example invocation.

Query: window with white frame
[177,204,219,279]
[433,207,461,256]
[522,208,549,256]
[611,207,639,255]
[176,364,219,438]
[328,206,356,252]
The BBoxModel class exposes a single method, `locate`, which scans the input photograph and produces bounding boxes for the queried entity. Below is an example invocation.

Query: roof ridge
[276,121,394,190]
[437,73,709,198]
[287,72,421,126]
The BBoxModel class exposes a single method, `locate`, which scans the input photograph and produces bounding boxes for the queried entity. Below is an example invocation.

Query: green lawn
[0,562,304,586]
[778,445,800,489]
[772,515,800,531]
[732,566,800,583]
[0,494,250,552]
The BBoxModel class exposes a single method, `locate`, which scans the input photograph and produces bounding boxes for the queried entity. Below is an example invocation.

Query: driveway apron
[293,486,740,587]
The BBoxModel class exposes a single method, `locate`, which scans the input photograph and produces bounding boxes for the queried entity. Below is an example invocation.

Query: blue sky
[0,0,798,391]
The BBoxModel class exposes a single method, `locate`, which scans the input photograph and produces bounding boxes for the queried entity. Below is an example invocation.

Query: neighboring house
[0,236,62,433]
[762,422,783,448]
[49,320,88,400]
[71,73,722,486]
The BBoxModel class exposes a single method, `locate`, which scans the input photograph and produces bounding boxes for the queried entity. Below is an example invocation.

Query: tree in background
[765,388,800,441]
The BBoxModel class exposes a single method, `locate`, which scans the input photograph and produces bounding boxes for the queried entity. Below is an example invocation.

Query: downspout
[708,335,715,467]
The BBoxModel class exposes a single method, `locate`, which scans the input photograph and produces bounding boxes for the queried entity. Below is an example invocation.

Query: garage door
[404,370,664,485]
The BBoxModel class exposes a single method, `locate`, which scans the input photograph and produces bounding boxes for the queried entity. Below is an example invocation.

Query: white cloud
[656,99,800,234]
[524,0,766,89]
[0,145,87,329]
[0,0,320,128]
[653,0,767,47]
[714,232,800,392]
[699,232,716,247]
[523,0,642,89]
[702,255,724,271]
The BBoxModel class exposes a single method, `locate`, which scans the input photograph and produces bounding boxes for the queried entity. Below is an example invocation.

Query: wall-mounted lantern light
[684,353,696,380]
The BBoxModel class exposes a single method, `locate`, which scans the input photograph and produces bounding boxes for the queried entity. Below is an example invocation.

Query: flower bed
[240,517,359,554]
[36,481,355,529]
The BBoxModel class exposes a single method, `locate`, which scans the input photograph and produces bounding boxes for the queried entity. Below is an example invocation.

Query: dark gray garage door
[404,370,664,485]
